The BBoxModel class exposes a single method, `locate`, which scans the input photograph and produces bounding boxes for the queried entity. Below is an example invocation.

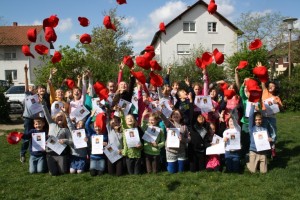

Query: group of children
[19,61,282,176]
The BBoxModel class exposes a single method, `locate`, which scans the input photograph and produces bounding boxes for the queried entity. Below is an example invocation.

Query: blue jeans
[225,151,240,173]
[20,118,34,156]
[29,154,47,173]
[167,160,186,174]
[90,158,105,171]
[262,117,277,142]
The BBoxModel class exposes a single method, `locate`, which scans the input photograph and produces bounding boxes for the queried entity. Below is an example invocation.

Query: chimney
[13,22,18,26]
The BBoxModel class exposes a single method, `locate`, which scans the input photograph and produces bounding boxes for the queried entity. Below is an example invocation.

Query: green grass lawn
[1,112,300,200]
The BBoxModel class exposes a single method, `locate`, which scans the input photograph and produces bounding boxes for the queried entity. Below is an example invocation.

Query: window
[6,85,25,94]
[212,44,225,53]
[183,22,196,32]
[177,44,190,54]
[4,52,16,60]
[283,56,289,63]
[5,70,17,80]
[208,22,217,33]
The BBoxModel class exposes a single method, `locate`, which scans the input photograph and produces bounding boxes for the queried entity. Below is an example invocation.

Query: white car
[4,85,26,114]
[5,85,26,103]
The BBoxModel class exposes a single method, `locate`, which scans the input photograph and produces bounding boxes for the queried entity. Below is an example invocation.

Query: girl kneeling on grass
[42,104,71,176]
[85,111,108,176]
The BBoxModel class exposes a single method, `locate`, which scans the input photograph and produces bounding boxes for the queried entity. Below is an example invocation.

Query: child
[141,109,165,173]
[247,104,272,173]
[261,81,283,158]
[206,123,221,172]
[160,109,190,173]
[69,72,87,115]
[61,107,88,174]
[223,115,241,173]
[188,93,210,172]
[22,117,48,174]
[174,89,191,126]
[42,103,71,176]
[107,116,124,176]
[85,111,108,176]
[120,110,144,175]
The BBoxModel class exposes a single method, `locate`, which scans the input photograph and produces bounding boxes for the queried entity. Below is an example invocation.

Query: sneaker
[20,156,26,163]
[271,148,276,158]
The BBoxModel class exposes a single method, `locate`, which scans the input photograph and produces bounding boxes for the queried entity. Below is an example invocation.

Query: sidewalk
[0,114,23,132]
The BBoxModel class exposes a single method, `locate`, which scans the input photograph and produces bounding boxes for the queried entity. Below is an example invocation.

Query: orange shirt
[261,88,282,110]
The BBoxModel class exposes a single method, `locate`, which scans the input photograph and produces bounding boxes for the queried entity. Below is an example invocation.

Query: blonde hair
[52,111,67,128]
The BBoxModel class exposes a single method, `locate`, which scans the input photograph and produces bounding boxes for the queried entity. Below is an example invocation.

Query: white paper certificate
[142,126,160,143]
[253,131,271,151]
[51,101,64,117]
[224,129,241,150]
[32,132,46,152]
[118,99,132,116]
[211,134,223,145]
[91,135,104,154]
[159,99,173,118]
[166,128,180,148]
[104,143,123,164]
[245,101,258,117]
[194,95,213,113]
[131,89,138,110]
[70,105,90,122]
[46,136,67,155]
[71,129,87,149]
[92,98,105,115]
[263,97,280,115]
[124,128,140,148]
[25,94,43,115]
[206,141,225,155]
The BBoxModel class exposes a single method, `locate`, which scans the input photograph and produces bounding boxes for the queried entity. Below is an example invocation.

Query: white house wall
[0,29,50,85]
[155,4,238,66]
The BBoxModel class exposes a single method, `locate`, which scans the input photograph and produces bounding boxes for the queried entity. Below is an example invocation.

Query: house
[150,0,241,66]
[269,38,300,77]
[0,22,53,85]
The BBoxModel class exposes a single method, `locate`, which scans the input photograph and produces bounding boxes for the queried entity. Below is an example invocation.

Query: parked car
[4,85,26,114]
[4,85,25,103]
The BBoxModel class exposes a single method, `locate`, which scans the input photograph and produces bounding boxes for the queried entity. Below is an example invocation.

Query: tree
[226,42,270,83]
[34,46,86,88]
[166,46,226,87]
[81,8,133,83]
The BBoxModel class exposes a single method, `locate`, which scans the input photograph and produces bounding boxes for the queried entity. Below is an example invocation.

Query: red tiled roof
[0,24,43,46]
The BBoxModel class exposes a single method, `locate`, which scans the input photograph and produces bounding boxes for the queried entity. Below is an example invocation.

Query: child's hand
[103,142,108,147]
[136,143,142,149]
[84,137,88,142]
[223,138,228,143]
[151,141,157,147]
[268,137,273,142]
[58,139,64,144]
[118,150,122,155]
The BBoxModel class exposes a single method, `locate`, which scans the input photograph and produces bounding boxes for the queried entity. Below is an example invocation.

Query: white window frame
[177,44,191,55]
[4,52,17,60]
[183,22,196,32]
[5,70,18,80]
[208,22,217,33]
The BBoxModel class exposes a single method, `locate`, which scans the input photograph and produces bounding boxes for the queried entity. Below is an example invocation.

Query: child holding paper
[223,115,241,173]
[107,116,125,176]
[120,110,144,175]
[42,103,71,176]
[22,117,48,174]
[188,93,211,172]
[160,109,190,173]
[61,107,88,174]
[261,81,283,158]
[85,111,108,176]
[247,104,272,173]
[141,109,165,173]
